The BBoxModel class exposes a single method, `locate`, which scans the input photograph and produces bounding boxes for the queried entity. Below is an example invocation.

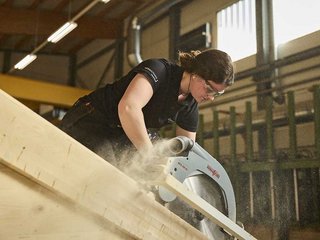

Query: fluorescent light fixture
[47,21,78,43]
[101,0,110,3]
[14,54,37,70]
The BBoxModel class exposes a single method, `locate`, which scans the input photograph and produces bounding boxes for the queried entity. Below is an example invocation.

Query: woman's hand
[176,125,196,141]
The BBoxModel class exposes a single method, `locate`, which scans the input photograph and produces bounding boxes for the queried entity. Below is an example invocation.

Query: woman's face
[191,74,226,103]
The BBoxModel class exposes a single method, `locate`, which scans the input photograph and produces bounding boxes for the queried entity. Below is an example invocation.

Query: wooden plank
[155,174,257,240]
[0,163,131,240]
[0,89,207,240]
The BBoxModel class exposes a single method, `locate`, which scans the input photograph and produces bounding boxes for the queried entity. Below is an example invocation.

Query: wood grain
[0,89,207,240]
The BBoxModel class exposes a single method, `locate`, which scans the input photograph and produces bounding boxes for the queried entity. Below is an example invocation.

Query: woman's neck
[178,72,192,102]
[179,72,192,96]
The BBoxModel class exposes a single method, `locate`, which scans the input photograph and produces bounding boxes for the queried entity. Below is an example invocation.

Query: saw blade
[166,174,231,240]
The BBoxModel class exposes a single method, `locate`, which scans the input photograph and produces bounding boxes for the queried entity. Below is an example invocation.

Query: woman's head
[178,49,234,86]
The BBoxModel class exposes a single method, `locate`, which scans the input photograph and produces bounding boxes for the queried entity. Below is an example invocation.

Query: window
[217,0,256,61]
[177,23,211,53]
[273,0,320,46]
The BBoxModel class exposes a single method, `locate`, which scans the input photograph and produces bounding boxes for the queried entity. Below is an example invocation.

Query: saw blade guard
[158,136,236,223]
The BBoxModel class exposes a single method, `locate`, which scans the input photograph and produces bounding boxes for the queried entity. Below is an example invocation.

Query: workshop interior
[0,0,320,239]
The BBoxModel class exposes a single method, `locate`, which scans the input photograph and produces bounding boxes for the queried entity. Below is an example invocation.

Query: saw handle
[167,136,194,155]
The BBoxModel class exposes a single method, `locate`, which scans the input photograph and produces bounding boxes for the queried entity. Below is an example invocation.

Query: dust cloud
[94,137,176,186]
[116,139,173,184]
[93,137,183,208]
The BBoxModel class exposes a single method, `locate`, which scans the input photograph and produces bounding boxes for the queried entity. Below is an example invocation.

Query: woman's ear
[193,74,202,83]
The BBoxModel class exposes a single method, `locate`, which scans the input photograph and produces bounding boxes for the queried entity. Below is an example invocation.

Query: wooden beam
[0,0,13,7]
[0,7,121,39]
[0,89,207,240]
[13,0,47,50]
[0,162,133,240]
[0,74,91,108]
[28,0,42,9]
[96,0,122,17]
[53,0,71,12]
[14,0,72,50]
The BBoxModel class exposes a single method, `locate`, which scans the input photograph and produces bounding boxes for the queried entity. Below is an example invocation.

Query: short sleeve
[133,59,168,91]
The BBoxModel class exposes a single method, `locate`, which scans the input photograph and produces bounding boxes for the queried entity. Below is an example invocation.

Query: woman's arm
[175,125,196,141]
[118,73,154,151]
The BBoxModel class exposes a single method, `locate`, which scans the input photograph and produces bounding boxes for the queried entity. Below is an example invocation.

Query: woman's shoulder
[132,59,172,80]
[139,58,178,68]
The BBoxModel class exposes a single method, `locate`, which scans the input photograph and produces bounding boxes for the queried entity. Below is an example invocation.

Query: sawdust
[116,139,172,184]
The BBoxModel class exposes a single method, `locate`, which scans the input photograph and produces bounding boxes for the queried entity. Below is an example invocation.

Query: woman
[59,48,234,164]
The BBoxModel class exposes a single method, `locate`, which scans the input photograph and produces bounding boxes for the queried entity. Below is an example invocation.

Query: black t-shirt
[87,59,199,132]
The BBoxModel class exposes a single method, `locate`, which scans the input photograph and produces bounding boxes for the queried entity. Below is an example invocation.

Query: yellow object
[0,73,91,108]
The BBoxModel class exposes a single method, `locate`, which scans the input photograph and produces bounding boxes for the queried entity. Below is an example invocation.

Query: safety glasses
[204,80,225,98]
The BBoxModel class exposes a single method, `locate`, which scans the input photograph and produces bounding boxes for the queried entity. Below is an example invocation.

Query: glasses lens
[205,80,224,97]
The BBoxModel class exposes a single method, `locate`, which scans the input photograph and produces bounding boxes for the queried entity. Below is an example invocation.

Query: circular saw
[154,136,256,240]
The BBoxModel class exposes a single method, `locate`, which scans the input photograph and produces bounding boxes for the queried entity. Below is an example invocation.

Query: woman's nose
[206,95,214,101]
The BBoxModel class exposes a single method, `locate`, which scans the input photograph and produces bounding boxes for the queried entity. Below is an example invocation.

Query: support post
[114,38,124,79]
[213,110,220,159]
[312,85,320,221]
[230,106,237,163]
[288,91,297,160]
[68,54,77,87]
[245,101,254,219]
[2,50,11,73]
[197,114,204,147]
[265,96,274,161]
[245,101,254,162]
[314,85,320,159]
[229,106,240,203]
[169,5,180,61]
[288,91,300,222]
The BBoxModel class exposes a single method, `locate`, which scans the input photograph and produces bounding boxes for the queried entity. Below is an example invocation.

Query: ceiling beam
[53,0,71,12]
[0,0,13,7]
[13,0,44,49]
[0,6,121,39]
[14,0,75,51]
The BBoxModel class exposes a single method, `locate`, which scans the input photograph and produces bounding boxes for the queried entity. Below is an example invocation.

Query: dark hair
[178,49,234,86]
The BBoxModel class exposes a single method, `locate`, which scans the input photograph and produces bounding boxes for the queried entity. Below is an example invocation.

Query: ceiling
[0,0,153,56]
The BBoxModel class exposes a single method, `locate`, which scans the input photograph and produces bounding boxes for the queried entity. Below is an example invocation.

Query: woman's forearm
[118,73,155,151]
[118,103,153,151]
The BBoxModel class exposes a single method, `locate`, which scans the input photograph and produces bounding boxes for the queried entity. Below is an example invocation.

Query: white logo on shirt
[144,67,158,82]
